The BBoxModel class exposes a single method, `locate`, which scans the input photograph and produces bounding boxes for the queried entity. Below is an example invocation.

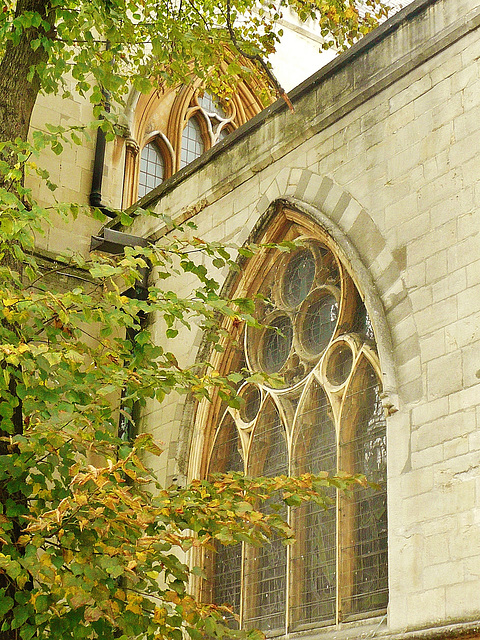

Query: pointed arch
[192,204,391,632]
[121,64,267,207]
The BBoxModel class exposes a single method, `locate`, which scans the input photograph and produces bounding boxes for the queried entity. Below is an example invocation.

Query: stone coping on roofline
[121,0,480,219]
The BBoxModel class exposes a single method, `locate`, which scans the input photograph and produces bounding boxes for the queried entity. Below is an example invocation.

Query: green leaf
[20,624,36,640]
[34,595,49,613]
[0,595,14,618]
[11,605,30,629]
[190,566,206,578]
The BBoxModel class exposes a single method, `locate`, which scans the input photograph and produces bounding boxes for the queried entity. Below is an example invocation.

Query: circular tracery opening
[261,315,293,373]
[299,292,338,356]
[326,342,353,386]
[283,249,316,307]
[240,384,262,423]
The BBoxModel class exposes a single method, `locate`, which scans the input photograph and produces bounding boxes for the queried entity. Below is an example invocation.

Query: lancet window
[131,91,235,201]
[138,141,165,198]
[204,210,388,633]
[123,68,266,208]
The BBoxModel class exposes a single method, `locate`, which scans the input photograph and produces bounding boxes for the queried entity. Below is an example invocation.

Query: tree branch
[225,0,294,112]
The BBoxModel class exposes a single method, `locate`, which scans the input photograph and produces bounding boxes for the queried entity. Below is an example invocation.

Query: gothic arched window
[204,210,388,633]
[138,141,165,198]
[180,116,205,168]
[124,84,260,207]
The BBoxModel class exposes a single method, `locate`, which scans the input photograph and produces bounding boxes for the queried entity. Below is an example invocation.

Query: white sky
[270,1,413,91]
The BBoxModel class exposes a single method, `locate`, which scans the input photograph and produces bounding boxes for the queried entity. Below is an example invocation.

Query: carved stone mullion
[122,138,140,208]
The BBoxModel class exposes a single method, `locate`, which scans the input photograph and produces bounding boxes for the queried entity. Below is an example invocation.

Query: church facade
[30,0,480,637]
[127,0,480,636]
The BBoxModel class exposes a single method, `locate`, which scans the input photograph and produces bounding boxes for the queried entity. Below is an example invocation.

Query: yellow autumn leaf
[79,518,89,531]
[126,602,143,614]
[62,548,74,563]
[31,483,42,496]
[154,606,167,623]
[17,572,29,589]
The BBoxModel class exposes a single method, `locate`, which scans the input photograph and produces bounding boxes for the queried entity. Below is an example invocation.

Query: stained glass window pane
[326,343,353,386]
[352,296,376,341]
[283,249,316,307]
[216,126,230,143]
[261,315,293,373]
[291,383,337,628]
[340,364,388,617]
[240,384,261,423]
[198,92,227,119]
[301,294,338,355]
[208,417,244,626]
[181,117,204,168]
[244,403,288,632]
[138,142,164,198]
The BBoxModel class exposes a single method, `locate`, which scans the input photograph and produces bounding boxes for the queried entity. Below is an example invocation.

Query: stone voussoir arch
[177,174,420,485]
[252,167,422,399]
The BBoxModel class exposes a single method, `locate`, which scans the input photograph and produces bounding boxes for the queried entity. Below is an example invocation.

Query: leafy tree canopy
[0,205,367,639]
[0,0,391,143]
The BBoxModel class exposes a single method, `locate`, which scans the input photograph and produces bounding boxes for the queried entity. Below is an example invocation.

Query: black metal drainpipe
[89,87,117,219]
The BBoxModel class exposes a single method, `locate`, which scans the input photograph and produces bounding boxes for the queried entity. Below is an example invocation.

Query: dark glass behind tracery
[244,403,288,632]
[291,383,337,628]
[181,117,204,168]
[138,142,164,198]
[283,249,316,307]
[208,417,244,624]
[301,295,338,355]
[262,315,293,373]
[341,364,388,617]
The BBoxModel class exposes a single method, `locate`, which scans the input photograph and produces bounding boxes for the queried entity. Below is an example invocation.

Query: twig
[225,0,294,112]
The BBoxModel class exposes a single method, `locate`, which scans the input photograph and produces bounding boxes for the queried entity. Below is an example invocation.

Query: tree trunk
[0,0,53,152]
[0,2,53,636]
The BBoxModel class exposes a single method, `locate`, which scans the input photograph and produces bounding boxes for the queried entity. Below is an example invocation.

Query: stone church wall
[129,0,480,634]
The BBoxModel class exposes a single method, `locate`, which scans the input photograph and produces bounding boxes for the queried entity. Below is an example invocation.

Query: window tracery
[180,116,205,169]
[124,82,261,207]
[138,141,165,198]
[204,210,388,634]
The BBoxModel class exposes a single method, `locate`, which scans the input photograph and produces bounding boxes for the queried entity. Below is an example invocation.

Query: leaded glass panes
[208,417,244,625]
[209,415,244,475]
[300,293,338,356]
[240,384,262,423]
[261,315,293,373]
[244,402,288,632]
[291,383,337,628]
[181,117,204,168]
[351,295,376,341]
[138,142,164,198]
[216,126,230,144]
[326,342,354,386]
[283,249,316,307]
[206,215,388,634]
[198,92,227,119]
[340,362,388,618]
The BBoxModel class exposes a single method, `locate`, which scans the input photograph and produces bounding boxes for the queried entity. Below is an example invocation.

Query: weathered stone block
[427,350,463,398]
